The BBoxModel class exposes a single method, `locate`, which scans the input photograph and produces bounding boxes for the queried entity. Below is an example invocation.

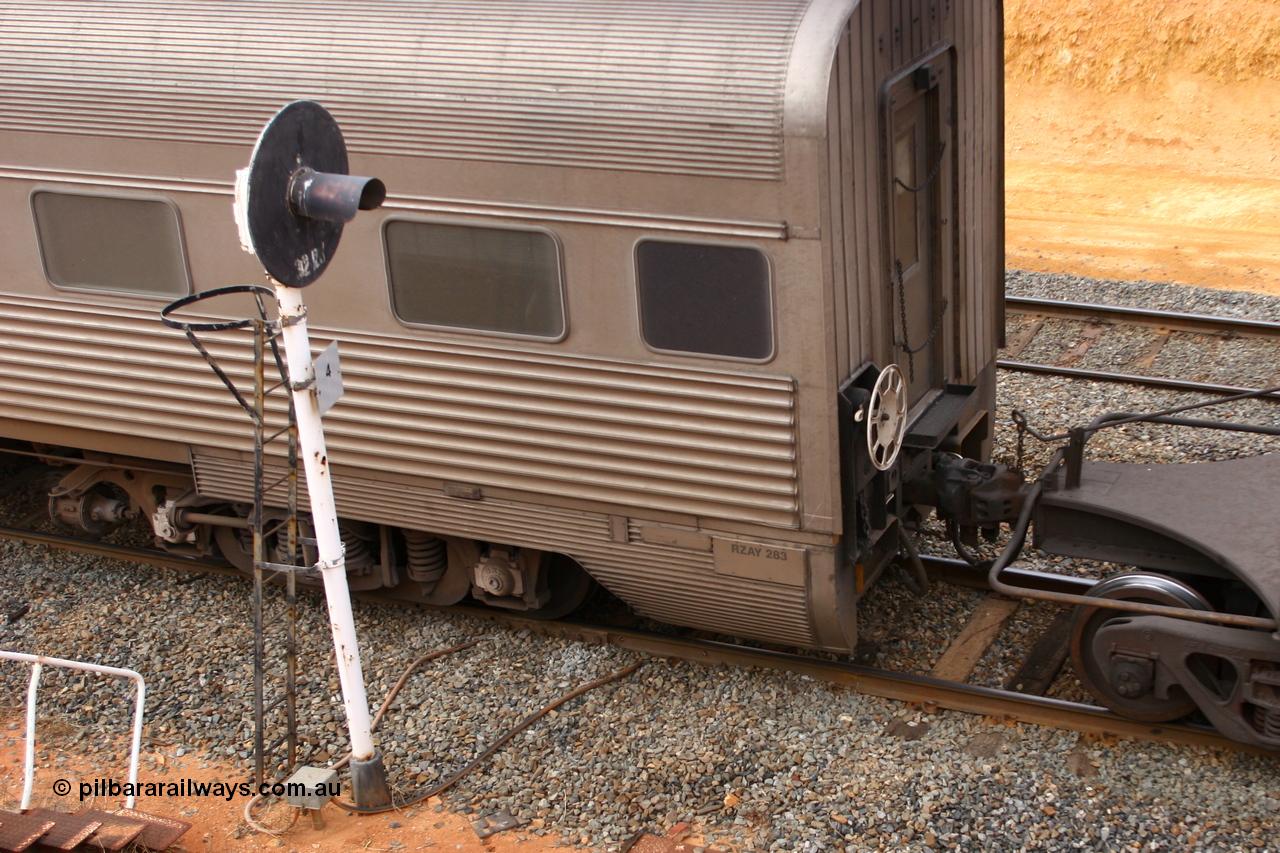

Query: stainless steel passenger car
[0,0,1004,652]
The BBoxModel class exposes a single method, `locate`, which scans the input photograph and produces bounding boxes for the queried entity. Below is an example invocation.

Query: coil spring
[403,529,447,590]
[342,526,375,576]
[1253,704,1280,739]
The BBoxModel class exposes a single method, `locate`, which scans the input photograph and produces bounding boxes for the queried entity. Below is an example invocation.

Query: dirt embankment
[1003,1,1280,294]
[1006,0,1280,90]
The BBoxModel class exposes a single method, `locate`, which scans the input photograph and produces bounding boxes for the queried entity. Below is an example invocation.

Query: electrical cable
[243,638,482,835]
[329,639,482,773]
[331,660,645,815]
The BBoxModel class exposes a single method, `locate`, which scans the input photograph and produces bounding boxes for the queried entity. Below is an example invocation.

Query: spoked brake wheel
[866,364,908,471]
[1070,572,1211,722]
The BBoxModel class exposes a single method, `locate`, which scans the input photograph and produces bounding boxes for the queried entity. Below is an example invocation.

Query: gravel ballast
[0,271,1277,850]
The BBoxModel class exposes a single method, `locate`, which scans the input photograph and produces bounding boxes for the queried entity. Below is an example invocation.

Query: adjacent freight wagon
[0,0,1004,653]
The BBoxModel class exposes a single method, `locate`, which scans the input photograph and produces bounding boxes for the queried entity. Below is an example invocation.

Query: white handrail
[0,651,146,810]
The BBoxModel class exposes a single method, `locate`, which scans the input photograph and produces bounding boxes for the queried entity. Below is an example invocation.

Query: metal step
[0,808,187,853]
[113,808,193,851]
[74,810,145,851]
[19,808,98,850]
[0,812,55,853]
[903,383,978,450]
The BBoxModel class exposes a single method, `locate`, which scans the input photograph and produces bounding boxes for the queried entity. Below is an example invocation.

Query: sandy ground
[0,715,583,852]
[1005,0,1280,294]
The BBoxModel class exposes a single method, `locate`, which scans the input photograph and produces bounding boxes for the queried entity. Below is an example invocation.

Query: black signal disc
[244,100,349,286]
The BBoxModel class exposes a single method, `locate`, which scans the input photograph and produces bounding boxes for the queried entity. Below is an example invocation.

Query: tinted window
[31,191,189,296]
[635,241,772,359]
[385,220,564,338]
[892,127,919,269]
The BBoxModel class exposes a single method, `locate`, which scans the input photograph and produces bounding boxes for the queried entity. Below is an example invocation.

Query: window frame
[381,215,569,343]
[29,187,193,300]
[631,236,777,364]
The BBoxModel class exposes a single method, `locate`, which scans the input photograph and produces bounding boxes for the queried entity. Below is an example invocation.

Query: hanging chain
[889,136,949,384]
[857,489,872,547]
[891,258,949,382]
[894,141,947,194]
[894,259,914,380]
[1013,410,1028,473]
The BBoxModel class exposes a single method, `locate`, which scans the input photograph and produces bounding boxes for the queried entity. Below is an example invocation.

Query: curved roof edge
[784,0,860,141]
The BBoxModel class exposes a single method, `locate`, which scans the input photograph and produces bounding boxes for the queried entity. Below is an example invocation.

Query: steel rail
[1005,296,1280,338]
[457,607,1260,756]
[1001,296,1280,396]
[595,631,1259,754]
[0,524,240,578]
[0,522,1261,756]
[919,553,1096,595]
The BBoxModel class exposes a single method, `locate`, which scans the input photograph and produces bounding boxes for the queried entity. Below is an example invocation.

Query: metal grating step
[20,808,99,851]
[0,812,55,853]
[73,811,145,852]
[113,808,192,851]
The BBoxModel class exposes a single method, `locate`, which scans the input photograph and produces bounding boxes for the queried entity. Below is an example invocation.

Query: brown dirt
[1005,2,1280,295]
[0,716,580,852]
[1005,0,1280,90]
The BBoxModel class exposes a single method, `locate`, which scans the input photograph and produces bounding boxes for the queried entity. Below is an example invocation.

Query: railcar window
[384,220,564,338]
[892,128,919,270]
[635,241,772,360]
[31,191,189,296]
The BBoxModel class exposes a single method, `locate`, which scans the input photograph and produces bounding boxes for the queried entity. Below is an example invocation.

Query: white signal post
[272,281,377,766]
[226,100,393,809]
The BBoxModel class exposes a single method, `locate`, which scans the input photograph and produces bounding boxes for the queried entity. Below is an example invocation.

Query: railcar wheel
[522,554,597,621]
[214,522,255,573]
[1070,572,1211,722]
[212,510,308,574]
[866,364,908,471]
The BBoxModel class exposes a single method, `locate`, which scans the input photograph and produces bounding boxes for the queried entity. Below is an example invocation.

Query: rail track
[0,520,1262,757]
[1001,295,1280,397]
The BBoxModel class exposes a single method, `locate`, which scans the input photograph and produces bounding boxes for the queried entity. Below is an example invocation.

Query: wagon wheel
[866,364,908,471]
[523,554,598,621]
[213,509,305,575]
[1071,572,1211,722]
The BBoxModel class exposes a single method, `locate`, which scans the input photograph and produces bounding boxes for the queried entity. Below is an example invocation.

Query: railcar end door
[882,54,956,407]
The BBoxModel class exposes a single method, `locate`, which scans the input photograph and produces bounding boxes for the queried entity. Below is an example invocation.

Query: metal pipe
[23,662,40,810]
[998,360,1280,401]
[129,668,146,810]
[174,511,251,529]
[1134,414,1280,436]
[271,281,377,764]
[919,554,1096,595]
[1,651,146,810]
